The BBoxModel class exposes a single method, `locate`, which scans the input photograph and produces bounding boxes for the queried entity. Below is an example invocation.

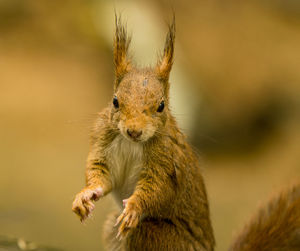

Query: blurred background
[0,0,299,250]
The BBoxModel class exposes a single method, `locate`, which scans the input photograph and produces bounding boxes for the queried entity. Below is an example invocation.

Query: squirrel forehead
[117,72,164,101]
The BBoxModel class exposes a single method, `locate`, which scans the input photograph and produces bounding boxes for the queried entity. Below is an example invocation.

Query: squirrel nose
[127,129,142,139]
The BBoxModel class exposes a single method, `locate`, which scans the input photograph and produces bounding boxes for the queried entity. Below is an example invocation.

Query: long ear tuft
[114,14,132,87]
[156,16,175,82]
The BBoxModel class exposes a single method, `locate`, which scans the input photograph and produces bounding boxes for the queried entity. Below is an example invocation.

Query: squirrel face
[111,70,168,142]
[110,16,175,143]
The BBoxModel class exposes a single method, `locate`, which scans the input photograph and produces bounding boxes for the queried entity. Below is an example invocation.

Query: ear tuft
[156,16,175,82]
[114,14,132,87]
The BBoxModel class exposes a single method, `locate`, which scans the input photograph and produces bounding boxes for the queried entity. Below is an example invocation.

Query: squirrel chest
[106,134,143,207]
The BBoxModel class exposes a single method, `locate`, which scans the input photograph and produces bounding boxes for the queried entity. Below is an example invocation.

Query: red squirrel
[72,15,300,251]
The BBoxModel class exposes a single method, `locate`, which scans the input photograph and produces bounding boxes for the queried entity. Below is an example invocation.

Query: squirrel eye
[157,101,165,113]
[113,96,119,109]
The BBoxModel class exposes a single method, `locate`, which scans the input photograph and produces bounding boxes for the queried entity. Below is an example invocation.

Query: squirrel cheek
[117,121,126,135]
[111,110,121,123]
[142,124,157,140]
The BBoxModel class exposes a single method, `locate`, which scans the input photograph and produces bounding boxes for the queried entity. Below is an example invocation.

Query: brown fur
[114,15,132,85]
[156,16,175,83]
[72,15,215,251]
[229,183,300,251]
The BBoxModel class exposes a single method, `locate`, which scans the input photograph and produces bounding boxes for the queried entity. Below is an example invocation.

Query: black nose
[127,129,142,139]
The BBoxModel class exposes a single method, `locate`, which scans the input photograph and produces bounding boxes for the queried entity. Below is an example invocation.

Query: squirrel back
[229,183,300,251]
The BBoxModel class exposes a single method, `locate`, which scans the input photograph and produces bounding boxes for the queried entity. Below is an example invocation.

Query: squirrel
[72,15,300,251]
[72,15,215,251]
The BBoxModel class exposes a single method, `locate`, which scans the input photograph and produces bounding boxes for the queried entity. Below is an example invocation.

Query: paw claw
[114,211,125,227]
[116,230,122,240]
[72,186,103,222]
[115,201,141,239]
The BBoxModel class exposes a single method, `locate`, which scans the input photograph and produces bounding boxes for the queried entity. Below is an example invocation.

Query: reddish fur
[229,184,300,251]
[156,16,175,83]
[114,15,132,84]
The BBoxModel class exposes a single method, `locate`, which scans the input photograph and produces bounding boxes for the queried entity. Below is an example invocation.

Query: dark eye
[157,101,165,113]
[113,96,119,109]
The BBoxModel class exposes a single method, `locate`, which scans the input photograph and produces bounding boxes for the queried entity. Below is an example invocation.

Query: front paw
[115,200,141,239]
[72,186,103,222]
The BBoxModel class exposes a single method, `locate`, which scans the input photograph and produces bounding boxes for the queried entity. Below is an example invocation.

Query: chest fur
[106,135,143,204]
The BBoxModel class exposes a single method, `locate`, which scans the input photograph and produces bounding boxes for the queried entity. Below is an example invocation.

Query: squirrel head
[110,15,175,143]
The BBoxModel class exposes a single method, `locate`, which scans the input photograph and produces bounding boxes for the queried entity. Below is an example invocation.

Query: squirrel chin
[123,136,144,143]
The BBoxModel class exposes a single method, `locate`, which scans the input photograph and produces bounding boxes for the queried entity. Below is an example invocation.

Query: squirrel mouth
[121,132,143,143]
[128,136,143,143]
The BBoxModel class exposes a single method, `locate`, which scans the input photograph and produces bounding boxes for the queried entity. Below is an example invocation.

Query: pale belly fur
[106,135,143,208]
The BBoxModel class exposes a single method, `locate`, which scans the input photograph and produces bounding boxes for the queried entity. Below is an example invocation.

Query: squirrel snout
[127,129,142,140]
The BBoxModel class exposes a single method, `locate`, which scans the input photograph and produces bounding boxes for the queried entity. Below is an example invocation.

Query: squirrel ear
[156,17,175,82]
[114,15,132,87]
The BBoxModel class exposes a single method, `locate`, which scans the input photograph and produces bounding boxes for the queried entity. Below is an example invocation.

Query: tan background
[0,0,299,250]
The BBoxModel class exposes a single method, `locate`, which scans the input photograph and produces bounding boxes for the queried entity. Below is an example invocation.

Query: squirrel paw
[115,200,141,240]
[72,186,103,222]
